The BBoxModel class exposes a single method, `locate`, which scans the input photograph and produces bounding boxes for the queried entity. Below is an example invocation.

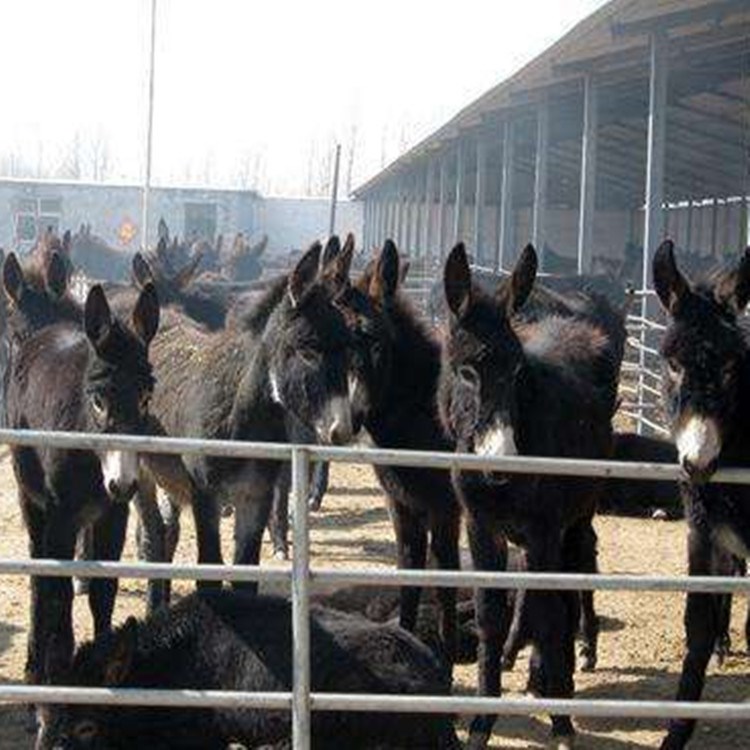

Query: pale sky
[0,0,607,196]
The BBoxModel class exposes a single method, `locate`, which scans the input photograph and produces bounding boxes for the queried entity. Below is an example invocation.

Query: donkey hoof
[550,735,575,750]
[579,651,597,672]
[651,507,668,520]
[273,548,289,562]
[73,577,90,596]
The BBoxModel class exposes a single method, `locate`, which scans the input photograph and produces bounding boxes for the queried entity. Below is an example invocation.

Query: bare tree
[55,132,83,180]
[344,118,359,195]
[86,129,111,182]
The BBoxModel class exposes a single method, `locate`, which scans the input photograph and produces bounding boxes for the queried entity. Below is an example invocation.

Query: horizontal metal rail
[0,427,745,483]
[1,685,749,722]
[5,559,750,594]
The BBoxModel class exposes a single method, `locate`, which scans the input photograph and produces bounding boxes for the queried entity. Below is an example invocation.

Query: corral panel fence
[1,429,750,750]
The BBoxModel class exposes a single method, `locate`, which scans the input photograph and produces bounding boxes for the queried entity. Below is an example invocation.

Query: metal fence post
[291,446,311,750]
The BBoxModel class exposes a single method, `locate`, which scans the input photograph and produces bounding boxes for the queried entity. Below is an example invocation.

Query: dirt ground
[0,454,747,749]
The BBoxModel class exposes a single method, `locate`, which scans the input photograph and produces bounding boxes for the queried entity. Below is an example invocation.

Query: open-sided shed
[353,0,749,283]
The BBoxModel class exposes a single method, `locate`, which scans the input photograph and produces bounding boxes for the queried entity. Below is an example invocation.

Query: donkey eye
[300,349,320,367]
[90,393,107,417]
[73,720,98,740]
[666,359,683,379]
[458,365,480,388]
[139,392,152,415]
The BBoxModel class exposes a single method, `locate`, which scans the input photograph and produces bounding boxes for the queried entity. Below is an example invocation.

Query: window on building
[184,202,217,242]
[13,197,63,246]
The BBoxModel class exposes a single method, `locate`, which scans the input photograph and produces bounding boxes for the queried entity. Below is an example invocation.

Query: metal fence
[2,427,750,750]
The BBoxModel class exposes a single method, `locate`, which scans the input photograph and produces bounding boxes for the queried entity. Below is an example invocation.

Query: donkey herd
[0,221,749,749]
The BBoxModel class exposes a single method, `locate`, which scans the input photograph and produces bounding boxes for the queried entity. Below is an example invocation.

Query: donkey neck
[367,296,445,447]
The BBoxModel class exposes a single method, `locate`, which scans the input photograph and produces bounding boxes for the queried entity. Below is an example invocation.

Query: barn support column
[453,141,466,245]
[473,139,487,263]
[532,100,549,266]
[710,197,719,256]
[437,155,448,258]
[363,201,371,250]
[577,75,598,275]
[643,31,668,288]
[403,181,412,251]
[686,200,693,252]
[498,119,515,272]
[639,31,669,437]
[423,159,436,260]
[387,187,397,241]
[740,195,749,251]
[376,196,385,246]
[413,174,423,258]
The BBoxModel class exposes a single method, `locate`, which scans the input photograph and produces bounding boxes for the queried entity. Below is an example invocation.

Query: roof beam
[611,0,749,38]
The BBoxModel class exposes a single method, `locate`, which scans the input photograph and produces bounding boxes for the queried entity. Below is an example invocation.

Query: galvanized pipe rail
[2,426,750,749]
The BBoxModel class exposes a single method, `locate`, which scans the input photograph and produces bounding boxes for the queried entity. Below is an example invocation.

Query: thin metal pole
[437,156,447,258]
[532,100,549,264]
[577,74,598,275]
[328,144,342,236]
[498,119,515,272]
[141,0,158,249]
[453,141,465,244]
[740,195,749,251]
[291,447,311,750]
[423,160,435,259]
[473,139,486,262]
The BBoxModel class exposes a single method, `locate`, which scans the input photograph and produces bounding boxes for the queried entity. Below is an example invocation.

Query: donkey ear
[46,252,68,299]
[84,285,113,346]
[444,243,472,319]
[132,283,160,345]
[289,241,322,307]
[103,617,138,686]
[399,259,410,286]
[653,239,688,313]
[322,233,354,291]
[3,253,25,304]
[714,247,750,314]
[62,230,72,255]
[499,244,537,314]
[371,239,399,302]
[157,217,169,240]
[132,252,155,289]
[321,235,341,269]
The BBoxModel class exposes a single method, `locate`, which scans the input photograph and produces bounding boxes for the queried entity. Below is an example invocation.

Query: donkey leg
[133,474,169,614]
[308,461,329,512]
[711,549,735,665]
[526,537,576,744]
[662,528,720,750]
[38,508,78,683]
[466,517,511,750]
[22,497,45,687]
[563,518,599,672]
[73,526,94,596]
[429,508,460,670]
[502,587,528,672]
[88,501,129,637]
[268,462,291,561]
[233,492,275,595]
[190,488,222,591]
[390,499,428,634]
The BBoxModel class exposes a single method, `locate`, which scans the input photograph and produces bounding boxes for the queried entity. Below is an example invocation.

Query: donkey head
[36,618,139,750]
[654,239,750,483]
[83,284,160,501]
[439,242,537,456]
[265,240,355,446]
[3,251,80,337]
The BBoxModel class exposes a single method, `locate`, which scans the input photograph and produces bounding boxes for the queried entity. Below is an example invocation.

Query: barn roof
[353,0,750,205]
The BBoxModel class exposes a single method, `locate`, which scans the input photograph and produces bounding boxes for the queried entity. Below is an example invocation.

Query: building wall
[257,197,363,256]
[0,179,260,254]
[0,181,364,263]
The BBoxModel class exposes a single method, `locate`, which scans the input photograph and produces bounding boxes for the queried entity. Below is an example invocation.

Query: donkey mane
[231,273,289,334]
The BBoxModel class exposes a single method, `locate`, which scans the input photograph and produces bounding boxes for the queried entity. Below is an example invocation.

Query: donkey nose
[328,419,351,446]
[681,456,716,485]
[108,478,137,502]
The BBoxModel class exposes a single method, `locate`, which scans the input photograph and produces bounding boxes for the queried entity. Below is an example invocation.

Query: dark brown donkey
[337,240,462,669]
[3,252,159,696]
[141,241,356,592]
[653,240,750,749]
[438,243,621,749]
